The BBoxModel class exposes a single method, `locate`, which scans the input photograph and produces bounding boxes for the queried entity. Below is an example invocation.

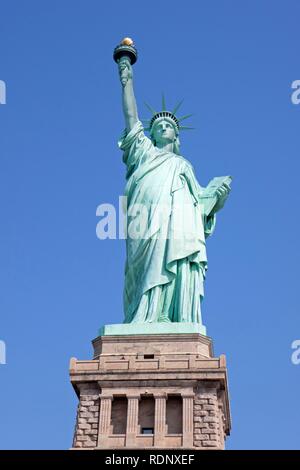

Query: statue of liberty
[114,38,231,330]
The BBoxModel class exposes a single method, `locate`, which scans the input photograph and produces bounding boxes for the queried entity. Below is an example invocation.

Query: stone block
[202,440,218,447]
[203,405,215,411]
[78,423,91,430]
[80,395,99,401]
[197,411,208,416]
[86,429,98,435]
[87,418,98,424]
[194,434,209,440]
[78,418,87,424]
[194,399,209,405]
[203,416,218,423]
[196,423,209,429]
[89,406,99,412]
[193,416,202,422]
[194,405,203,410]
[194,441,204,447]
[80,412,94,418]
[83,440,96,448]
[76,435,89,441]
[197,393,217,399]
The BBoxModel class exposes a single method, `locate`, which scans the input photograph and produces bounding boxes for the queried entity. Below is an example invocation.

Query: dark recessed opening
[111,397,127,435]
[166,395,183,434]
[141,427,154,435]
[139,396,155,434]
[144,354,154,359]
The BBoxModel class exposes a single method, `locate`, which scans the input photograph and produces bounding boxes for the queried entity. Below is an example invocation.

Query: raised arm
[118,56,139,132]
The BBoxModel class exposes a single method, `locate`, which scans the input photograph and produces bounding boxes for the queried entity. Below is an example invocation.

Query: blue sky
[0,0,299,449]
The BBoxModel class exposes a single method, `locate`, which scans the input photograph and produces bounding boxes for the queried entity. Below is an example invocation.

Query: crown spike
[172,99,184,115]
[144,102,157,115]
[178,114,193,122]
[179,126,195,130]
[162,93,166,111]
[144,96,193,132]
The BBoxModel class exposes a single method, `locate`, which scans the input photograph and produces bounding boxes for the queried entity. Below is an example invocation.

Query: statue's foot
[158,314,171,323]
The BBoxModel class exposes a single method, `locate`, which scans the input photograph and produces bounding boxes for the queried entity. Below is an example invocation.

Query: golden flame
[121,37,134,46]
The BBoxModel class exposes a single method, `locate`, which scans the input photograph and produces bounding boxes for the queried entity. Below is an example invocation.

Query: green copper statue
[114,38,231,331]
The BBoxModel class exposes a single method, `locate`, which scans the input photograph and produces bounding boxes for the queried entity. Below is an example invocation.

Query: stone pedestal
[70,333,231,449]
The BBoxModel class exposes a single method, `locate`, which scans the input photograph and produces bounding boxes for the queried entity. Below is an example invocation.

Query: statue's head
[150,117,180,154]
[144,96,193,155]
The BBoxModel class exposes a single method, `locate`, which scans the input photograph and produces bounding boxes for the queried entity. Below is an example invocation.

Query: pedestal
[70,332,231,449]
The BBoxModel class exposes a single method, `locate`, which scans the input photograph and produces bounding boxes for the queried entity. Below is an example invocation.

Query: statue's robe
[119,121,216,324]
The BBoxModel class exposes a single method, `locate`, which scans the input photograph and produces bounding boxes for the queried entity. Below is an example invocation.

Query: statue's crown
[143,95,194,132]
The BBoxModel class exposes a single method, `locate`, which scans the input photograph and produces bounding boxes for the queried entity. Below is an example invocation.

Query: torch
[113,37,138,65]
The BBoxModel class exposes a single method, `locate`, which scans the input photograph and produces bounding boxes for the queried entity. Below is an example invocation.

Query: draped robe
[119,121,216,325]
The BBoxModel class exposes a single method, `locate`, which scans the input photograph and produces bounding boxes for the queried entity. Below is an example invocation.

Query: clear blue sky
[0,0,299,450]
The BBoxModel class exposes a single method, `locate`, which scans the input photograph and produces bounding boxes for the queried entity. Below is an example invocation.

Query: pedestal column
[182,393,194,447]
[97,395,112,447]
[154,393,166,446]
[126,395,140,447]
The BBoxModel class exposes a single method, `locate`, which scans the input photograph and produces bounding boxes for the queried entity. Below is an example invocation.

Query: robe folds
[119,121,215,324]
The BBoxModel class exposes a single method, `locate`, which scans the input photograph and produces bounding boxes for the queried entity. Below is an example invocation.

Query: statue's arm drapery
[203,213,216,238]
[181,163,217,239]
[118,121,155,177]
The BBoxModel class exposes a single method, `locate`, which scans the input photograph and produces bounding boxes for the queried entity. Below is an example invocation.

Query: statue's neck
[156,142,174,153]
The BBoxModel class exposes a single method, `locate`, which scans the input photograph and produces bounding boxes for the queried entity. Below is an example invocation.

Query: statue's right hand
[118,57,133,87]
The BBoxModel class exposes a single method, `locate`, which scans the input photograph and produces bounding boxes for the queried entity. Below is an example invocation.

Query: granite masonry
[70,333,231,449]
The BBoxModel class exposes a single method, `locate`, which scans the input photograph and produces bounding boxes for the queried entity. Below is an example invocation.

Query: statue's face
[152,119,177,146]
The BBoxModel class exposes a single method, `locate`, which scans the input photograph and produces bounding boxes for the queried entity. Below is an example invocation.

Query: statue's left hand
[213,182,231,212]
